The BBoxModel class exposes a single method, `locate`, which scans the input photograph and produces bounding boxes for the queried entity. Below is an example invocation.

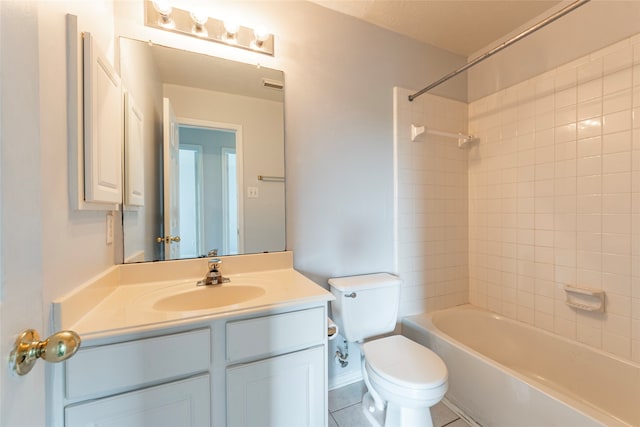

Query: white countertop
[53,255,334,341]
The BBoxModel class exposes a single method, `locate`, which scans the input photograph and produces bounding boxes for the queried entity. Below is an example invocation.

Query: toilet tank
[329,273,401,342]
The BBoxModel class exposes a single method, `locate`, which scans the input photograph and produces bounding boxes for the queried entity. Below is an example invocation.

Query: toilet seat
[363,335,447,404]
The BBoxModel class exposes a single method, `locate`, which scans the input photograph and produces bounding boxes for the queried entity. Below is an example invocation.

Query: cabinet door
[65,375,210,427]
[227,346,325,427]
[124,91,145,207]
[83,31,123,204]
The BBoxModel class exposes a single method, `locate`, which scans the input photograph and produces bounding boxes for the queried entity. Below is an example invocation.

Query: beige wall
[38,0,118,305]
[2,0,467,398]
[114,1,467,288]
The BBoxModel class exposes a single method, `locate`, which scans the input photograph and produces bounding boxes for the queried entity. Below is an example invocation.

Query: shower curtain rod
[408,0,591,102]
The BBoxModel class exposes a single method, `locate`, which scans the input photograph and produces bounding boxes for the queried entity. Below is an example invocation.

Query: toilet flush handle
[344,292,357,298]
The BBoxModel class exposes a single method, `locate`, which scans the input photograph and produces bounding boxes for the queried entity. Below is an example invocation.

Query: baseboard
[328,370,363,391]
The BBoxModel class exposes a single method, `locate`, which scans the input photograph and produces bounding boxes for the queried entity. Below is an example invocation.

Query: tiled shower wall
[395,88,469,317]
[468,36,640,362]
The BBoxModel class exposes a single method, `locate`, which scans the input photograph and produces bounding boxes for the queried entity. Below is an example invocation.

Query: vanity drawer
[66,328,210,400]
[226,307,325,362]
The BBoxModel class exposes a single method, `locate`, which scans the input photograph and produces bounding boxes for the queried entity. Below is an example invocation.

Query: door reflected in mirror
[119,38,285,263]
[176,123,241,259]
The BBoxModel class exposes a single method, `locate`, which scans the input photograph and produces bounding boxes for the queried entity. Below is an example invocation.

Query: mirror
[119,38,285,263]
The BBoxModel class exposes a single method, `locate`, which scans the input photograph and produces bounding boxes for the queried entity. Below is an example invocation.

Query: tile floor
[328,381,470,427]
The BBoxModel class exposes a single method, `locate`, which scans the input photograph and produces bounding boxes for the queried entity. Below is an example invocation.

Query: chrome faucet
[197,258,230,286]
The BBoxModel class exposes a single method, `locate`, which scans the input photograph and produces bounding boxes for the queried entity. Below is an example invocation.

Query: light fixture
[253,26,270,48]
[224,20,240,38]
[190,9,208,36]
[144,0,275,56]
[151,0,173,27]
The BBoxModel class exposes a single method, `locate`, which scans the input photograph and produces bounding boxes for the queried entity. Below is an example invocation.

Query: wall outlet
[247,187,259,198]
[106,212,114,245]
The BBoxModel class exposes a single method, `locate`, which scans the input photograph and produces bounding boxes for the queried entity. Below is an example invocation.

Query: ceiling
[310,0,562,56]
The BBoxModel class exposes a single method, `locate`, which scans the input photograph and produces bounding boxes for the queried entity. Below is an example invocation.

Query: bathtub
[402,305,640,427]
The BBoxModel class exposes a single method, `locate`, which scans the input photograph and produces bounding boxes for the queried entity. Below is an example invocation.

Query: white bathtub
[402,305,640,427]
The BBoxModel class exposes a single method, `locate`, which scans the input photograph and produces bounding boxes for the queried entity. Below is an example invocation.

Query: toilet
[329,273,448,427]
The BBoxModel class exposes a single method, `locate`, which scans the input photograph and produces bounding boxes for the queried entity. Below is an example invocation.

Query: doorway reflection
[178,125,240,259]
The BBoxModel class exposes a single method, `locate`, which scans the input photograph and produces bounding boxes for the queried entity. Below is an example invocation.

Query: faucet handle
[207,258,221,270]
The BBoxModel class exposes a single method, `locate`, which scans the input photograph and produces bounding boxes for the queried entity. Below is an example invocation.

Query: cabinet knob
[10,329,81,376]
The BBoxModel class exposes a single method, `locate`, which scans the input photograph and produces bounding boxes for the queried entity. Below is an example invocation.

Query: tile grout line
[328,411,339,427]
[441,416,462,427]
[329,400,363,415]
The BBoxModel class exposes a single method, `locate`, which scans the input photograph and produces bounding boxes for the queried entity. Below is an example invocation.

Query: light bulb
[152,0,172,16]
[224,19,240,37]
[190,10,208,27]
[254,26,270,46]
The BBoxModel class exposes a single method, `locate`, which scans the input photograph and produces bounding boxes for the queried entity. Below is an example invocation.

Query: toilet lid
[363,335,447,389]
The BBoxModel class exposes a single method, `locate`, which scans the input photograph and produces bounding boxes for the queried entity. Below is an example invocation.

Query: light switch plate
[247,187,259,198]
[106,212,114,245]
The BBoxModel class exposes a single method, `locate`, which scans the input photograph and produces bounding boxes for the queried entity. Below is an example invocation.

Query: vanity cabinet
[54,299,329,427]
[227,346,325,427]
[65,375,210,427]
[62,329,211,427]
[226,307,326,427]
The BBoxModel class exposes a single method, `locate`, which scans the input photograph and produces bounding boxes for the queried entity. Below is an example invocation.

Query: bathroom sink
[152,285,266,311]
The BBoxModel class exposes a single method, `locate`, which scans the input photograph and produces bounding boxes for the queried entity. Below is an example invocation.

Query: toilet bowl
[362,335,448,427]
[328,273,449,427]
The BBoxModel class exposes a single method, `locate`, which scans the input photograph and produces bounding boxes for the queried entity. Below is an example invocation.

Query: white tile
[577,323,603,348]
[604,45,633,74]
[535,310,554,331]
[602,232,632,255]
[577,268,602,288]
[578,80,602,103]
[602,130,632,154]
[603,332,631,358]
[578,58,603,84]
[577,232,602,252]
[329,382,366,412]
[577,117,602,139]
[535,111,555,130]
[602,172,632,194]
[577,155,601,176]
[555,316,577,340]
[431,402,459,427]
[605,290,632,314]
[604,69,632,95]
[331,403,371,427]
[577,195,602,214]
[603,90,632,115]
[577,99,602,121]
[577,251,602,271]
[577,135,601,158]
[603,151,631,174]
[603,214,631,234]
[602,253,632,276]
[603,110,632,134]
[556,87,576,108]
[602,193,631,215]
[577,175,601,195]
